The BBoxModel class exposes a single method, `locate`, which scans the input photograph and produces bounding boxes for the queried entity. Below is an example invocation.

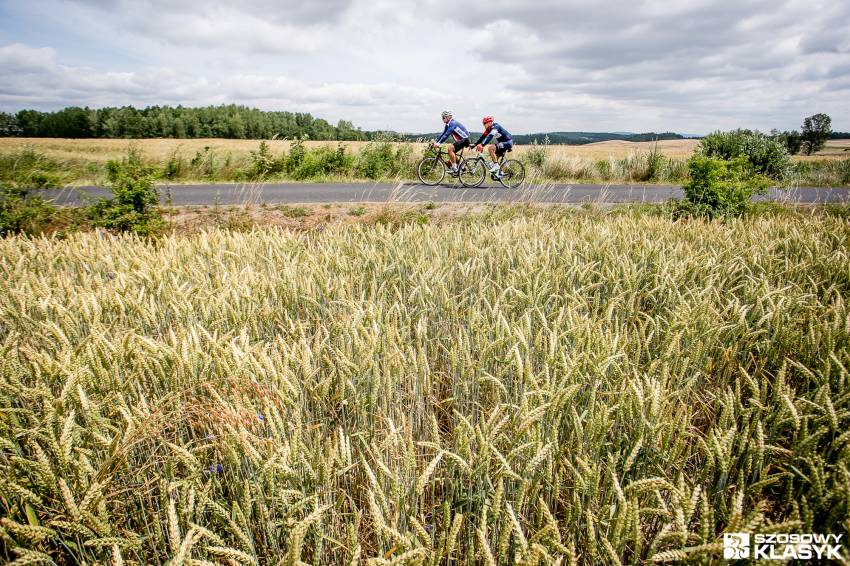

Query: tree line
[0,105,368,141]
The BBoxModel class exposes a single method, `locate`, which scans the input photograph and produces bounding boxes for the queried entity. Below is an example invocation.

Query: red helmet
[482,116,494,126]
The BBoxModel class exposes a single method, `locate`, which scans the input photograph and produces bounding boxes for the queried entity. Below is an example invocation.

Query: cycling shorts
[452,138,471,153]
[495,140,514,157]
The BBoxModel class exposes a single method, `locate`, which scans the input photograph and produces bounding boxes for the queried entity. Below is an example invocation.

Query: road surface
[41,182,849,206]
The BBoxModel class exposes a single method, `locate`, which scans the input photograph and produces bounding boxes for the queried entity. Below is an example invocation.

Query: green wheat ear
[0,212,847,563]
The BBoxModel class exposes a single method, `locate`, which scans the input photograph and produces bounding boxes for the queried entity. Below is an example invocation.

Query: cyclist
[431,110,470,176]
[474,116,513,176]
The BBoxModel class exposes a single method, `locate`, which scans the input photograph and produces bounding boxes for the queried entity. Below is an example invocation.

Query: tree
[771,129,802,155]
[0,112,22,136]
[801,113,832,155]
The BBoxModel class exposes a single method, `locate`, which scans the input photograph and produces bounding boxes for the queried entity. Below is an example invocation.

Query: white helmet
[441,110,452,119]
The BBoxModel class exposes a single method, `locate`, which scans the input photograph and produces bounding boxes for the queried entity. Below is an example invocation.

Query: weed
[277,205,310,218]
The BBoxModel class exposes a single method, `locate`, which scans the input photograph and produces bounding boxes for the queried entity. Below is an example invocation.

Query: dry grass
[0,138,402,164]
[2,137,846,163]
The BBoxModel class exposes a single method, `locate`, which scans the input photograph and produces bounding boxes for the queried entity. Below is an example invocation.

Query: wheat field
[2,137,847,163]
[1,212,849,564]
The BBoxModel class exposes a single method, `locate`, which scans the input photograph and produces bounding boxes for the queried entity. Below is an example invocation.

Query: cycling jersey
[435,119,470,144]
[476,122,512,146]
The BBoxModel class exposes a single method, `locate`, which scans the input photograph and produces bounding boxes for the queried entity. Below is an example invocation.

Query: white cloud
[1,0,848,132]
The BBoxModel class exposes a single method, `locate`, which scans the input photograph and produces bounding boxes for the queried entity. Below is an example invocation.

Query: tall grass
[1,212,849,564]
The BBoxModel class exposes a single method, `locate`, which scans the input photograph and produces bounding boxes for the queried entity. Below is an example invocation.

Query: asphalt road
[41,182,849,206]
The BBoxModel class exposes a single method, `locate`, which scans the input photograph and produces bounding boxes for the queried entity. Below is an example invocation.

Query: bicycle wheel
[459,157,486,187]
[417,157,445,186]
[498,159,526,189]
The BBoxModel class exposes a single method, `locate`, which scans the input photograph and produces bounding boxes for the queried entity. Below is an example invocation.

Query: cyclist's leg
[492,142,513,175]
[486,144,499,171]
[450,139,468,168]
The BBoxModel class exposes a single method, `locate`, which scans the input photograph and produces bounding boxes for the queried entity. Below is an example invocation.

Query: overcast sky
[1,0,848,134]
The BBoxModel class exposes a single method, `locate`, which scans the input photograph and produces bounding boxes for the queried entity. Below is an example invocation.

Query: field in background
[1,138,849,187]
[4,137,849,161]
[1,210,848,564]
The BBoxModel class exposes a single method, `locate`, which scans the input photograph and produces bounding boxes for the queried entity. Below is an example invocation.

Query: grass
[0,209,848,564]
[2,138,849,187]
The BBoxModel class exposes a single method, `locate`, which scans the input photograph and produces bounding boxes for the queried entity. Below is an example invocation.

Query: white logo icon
[724,533,751,559]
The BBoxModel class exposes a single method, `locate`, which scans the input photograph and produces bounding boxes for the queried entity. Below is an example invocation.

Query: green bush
[285,138,307,174]
[0,184,57,236]
[291,144,354,180]
[247,141,286,179]
[189,146,218,178]
[356,140,411,179]
[526,138,548,170]
[698,129,790,179]
[89,148,163,236]
[644,142,664,182]
[162,149,188,180]
[676,155,771,219]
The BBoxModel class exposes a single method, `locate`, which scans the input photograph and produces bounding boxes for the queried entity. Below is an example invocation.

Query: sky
[0,0,848,134]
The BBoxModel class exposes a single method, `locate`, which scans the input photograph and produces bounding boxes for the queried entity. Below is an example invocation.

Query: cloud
[1,0,848,132]
[0,44,57,74]
[60,0,356,54]
[0,44,443,129]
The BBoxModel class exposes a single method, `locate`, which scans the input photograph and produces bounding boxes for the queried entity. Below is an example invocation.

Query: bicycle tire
[417,157,445,186]
[498,159,526,189]
[459,157,486,187]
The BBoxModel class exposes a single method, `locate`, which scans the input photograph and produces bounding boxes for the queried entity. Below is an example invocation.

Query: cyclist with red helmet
[431,110,470,176]
[474,116,513,176]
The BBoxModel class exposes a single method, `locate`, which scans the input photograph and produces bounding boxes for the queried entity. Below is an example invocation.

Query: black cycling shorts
[495,140,514,157]
[452,138,471,153]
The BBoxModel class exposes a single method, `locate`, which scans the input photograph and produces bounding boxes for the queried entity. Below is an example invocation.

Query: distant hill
[403,131,693,145]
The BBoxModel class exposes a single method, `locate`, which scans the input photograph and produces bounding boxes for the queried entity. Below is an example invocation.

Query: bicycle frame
[425,144,467,166]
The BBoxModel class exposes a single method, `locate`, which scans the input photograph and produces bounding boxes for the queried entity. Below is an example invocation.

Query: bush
[247,141,285,179]
[356,137,412,179]
[290,144,354,180]
[89,148,163,236]
[0,184,57,236]
[526,137,548,170]
[676,155,771,219]
[644,141,664,182]
[189,146,218,178]
[285,138,307,174]
[698,129,790,179]
[162,149,188,180]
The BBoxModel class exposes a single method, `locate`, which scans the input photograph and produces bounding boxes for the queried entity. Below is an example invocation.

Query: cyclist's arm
[434,123,451,144]
[477,132,494,146]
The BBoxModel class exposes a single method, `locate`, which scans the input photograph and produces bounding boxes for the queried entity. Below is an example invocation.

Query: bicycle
[459,147,526,189]
[416,145,479,186]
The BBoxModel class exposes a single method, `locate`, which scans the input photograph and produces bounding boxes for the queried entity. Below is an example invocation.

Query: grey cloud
[67,0,355,25]
[2,0,849,132]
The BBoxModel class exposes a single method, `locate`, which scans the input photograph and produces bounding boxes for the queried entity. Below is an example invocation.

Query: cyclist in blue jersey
[474,116,513,176]
[431,110,470,176]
